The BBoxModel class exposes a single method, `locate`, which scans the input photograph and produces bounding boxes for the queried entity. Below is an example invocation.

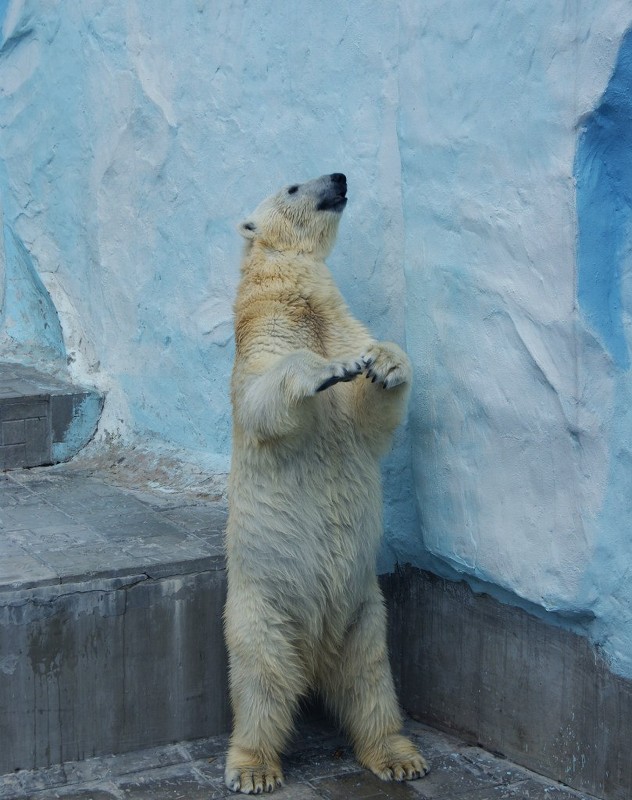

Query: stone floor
[0,465,231,776]
[0,717,598,800]
[0,467,227,590]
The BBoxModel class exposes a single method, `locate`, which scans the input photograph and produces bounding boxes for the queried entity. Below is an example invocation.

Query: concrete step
[0,468,229,775]
[0,364,103,470]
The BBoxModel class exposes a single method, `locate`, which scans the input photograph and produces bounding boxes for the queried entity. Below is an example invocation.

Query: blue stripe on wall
[0,0,9,33]
[575,27,632,370]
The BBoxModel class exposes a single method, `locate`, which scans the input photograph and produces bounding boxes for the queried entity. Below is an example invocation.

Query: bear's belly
[226,433,382,618]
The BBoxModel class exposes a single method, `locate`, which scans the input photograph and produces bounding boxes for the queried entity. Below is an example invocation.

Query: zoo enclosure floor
[0,717,598,800]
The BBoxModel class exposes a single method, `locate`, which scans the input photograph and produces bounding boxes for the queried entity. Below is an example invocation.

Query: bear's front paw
[225,745,284,794]
[315,357,365,393]
[362,342,411,390]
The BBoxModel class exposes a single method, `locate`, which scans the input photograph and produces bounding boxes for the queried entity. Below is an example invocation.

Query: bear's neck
[240,247,334,292]
[236,246,368,359]
[236,248,347,337]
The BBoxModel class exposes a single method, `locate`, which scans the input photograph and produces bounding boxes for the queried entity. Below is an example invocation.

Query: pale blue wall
[0,0,416,558]
[2,0,632,677]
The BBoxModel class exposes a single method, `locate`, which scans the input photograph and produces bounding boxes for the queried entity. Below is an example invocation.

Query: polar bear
[224,172,428,793]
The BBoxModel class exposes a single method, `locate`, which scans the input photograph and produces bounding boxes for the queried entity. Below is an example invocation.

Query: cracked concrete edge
[0,555,227,599]
[0,565,229,626]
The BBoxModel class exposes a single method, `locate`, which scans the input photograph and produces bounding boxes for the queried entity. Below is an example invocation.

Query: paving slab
[117,764,215,799]
[0,470,226,588]
[0,719,597,800]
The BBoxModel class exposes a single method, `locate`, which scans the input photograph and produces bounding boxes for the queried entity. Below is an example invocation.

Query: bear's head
[238,173,347,258]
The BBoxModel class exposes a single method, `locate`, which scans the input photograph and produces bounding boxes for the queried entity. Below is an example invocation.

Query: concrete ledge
[0,364,103,469]
[2,569,230,774]
[0,470,230,774]
[383,566,632,800]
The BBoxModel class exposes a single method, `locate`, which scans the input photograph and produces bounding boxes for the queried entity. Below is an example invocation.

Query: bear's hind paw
[224,759,283,794]
[359,734,429,783]
[225,746,284,794]
[225,765,284,794]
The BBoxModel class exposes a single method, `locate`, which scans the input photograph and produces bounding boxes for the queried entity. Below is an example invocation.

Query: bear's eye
[288,185,298,195]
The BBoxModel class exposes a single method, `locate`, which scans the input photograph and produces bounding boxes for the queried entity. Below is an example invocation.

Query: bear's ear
[238,220,257,240]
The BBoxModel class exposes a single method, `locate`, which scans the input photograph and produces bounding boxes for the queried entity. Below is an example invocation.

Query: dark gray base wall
[0,569,230,775]
[5,552,630,800]
[381,566,632,800]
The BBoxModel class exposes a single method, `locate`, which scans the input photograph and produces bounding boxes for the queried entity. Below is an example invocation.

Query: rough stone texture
[384,567,632,800]
[0,718,596,800]
[0,0,417,571]
[2,0,632,680]
[398,1,632,681]
[0,365,102,468]
[0,469,229,775]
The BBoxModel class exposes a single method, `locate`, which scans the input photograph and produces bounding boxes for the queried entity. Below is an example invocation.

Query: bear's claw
[316,359,364,392]
[361,343,410,390]
[225,766,284,794]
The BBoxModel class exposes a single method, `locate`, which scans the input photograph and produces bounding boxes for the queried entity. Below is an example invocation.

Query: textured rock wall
[0,0,415,560]
[398,0,632,677]
[1,0,632,676]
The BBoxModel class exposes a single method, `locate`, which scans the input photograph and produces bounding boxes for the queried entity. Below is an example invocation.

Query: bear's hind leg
[225,599,307,794]
[319,589,429,782]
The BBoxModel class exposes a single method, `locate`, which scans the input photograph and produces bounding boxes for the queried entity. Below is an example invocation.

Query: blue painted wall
[576,27,632,370]
[397,2,632,679]
[0,215,66,366]
[1,0,632,677]
[575,27,632,677]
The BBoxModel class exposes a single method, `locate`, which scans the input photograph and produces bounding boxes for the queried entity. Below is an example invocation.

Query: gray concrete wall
[383,567,632,800]
[1,569,229,774]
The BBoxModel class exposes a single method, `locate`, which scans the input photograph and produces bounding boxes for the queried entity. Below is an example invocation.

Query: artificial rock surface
[2,0,632,678]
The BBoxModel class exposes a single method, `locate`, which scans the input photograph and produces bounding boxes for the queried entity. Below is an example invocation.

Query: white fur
[224,174,428,793]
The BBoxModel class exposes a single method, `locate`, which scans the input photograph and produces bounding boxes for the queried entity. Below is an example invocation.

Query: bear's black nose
[331,173,346,184]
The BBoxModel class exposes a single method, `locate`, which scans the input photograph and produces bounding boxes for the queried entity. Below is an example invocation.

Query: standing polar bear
[225,173,428,794]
